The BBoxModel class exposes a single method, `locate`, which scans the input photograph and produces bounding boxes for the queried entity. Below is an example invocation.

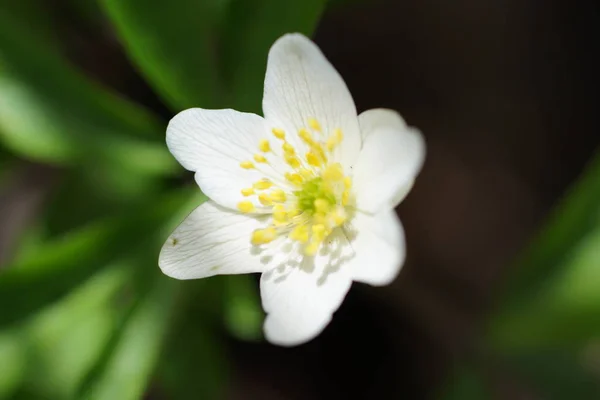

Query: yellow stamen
[241,187,255,196]
[253,179,273,190]
[299,129,314,145]
[282,142,295,154]
[312,224,326,237]
[237,201,255,213]
[273,205,288,223]
[272,128,286,140]
[270,188,286,203]
[259,139,271,152]
[299,168,314,179]
[258,192,272,206]
[344,176,352,189]
[334,128,343,142]
[308,118,321,132]
[240,161,255,169]
[251,227,277,245]
[285,154,301,169]
[323,163,344,181]
[306,152,322,167]
[285,173,304,186]
[342,190,350,206]
[314,198,330,214]
[290,225,309,243]
[253,154,268,163]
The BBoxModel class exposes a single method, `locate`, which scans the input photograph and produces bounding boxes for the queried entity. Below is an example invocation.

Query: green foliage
[0,0,326,398]
[488,153,600,350]
[100,0,326,112]
[0,9,175,175]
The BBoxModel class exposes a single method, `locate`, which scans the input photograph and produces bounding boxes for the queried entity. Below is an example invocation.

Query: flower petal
[259,231,354,346]
[345,210,405,286]
[166,108,289,212]
[159,201,270,279]
[263,33,361,168]
[352,108,425,213]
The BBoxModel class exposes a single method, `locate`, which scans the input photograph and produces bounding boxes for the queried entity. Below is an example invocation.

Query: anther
[240,161,255,169]
[308,118,322,132]
[251,227,277,245]
[282,142,295,154]
[314,198,330,214]
[290,225,309,243]
[253,154,268,163]
[285,154,301,169]
[285,173,304,186]
[272,128,286,140]
[258,193,272,206]
[259,139,271,152]
[241,188,255,196]
[237,201,255,213]
[306,152,322,167]
[270,188,286,203]
[253,179,273,190]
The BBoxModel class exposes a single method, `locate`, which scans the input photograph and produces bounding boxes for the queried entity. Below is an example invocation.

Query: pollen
[298,129,314,145]
[258,192,272,206]
[344,176,352,189]
[323,163,344,181]
[290,225,309,243]
[270,188,287,203]
[273,205,288,223]
[253,154,268,163]
[306,152,322,167]
[241,187,255,196]
[314,198,330,214]
[282,142,295,154]
[259,139,271,152]
[251,227,277,245]
[285,173,304,186]
[244,118,354,254]
[308,118,322,132]
[253,179,273,190]
[285,154,301,169]
[237,201,255,213]
[272,128,286,140]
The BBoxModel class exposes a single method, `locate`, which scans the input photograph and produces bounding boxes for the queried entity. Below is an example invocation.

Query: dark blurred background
[1,0,599,399]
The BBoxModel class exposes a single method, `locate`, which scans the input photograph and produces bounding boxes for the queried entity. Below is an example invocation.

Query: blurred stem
[486,150,600,349]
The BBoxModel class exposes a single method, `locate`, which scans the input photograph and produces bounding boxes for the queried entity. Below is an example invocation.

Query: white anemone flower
[159,33,425,346]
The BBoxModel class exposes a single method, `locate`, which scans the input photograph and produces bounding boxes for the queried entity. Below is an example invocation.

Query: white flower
[159,33,425,346]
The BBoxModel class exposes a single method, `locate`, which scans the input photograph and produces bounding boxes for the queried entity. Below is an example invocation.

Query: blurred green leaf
[0,0,59,48]
[487,153,600,349]
[99,0,228,109]
[79,278,178,400]
[0,188,205,329]
[157,281,227,400]
[0,10,177,176]
[221,0,326,112]
[437,365,491,400]
[507,351,600,400]
[0,330,26,399]
[100,0,326,112]
[223,275,263,342]
[17,265,131,399]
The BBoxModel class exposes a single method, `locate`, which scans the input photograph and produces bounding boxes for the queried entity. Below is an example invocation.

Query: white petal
[353,108,425,213]
[345,210,405,286]
[159,201,270,280]
[166,108,289,212]
[263,33,361,168]
[260,231,354,346]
